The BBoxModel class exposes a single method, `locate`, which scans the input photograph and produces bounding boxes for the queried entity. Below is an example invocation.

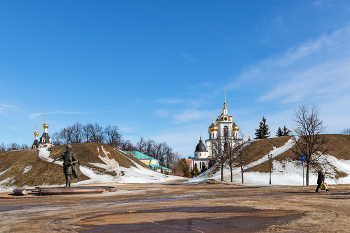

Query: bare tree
[144,139,155,158]
[136,137,146,152]
[91,123,104,142]
[8,143,20,151]
[20,144,29,150]
[210,138,226,181]
[292,104,330,186]
[82,123,94,142]
[119,140,136,151]
[57,127,73,144]
[226,134,237,182]
[71,122,83,144]
[0,143,6,151]
[105,124,121,147]
[341,128,350,134]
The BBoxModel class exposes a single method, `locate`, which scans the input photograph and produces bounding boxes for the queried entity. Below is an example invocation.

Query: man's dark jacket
[317,171,325,184]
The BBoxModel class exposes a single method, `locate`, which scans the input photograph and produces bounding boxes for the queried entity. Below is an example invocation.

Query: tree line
[133,137,180,168]
[52,122,122,147]
[52,122,179,168]
[0,143,29,151]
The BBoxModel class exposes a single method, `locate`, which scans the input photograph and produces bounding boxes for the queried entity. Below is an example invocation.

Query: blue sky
[1,0,350,157]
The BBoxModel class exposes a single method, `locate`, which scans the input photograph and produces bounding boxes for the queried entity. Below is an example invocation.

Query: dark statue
[52,144,82,188]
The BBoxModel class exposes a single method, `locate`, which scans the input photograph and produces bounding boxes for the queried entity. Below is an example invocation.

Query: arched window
[224,126,228,138]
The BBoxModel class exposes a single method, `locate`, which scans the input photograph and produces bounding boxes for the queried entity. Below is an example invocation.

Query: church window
[224,126,228,138]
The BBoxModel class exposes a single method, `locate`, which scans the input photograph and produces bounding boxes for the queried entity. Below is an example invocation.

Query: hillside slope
[0,143,181,189]
[190,134,350,186]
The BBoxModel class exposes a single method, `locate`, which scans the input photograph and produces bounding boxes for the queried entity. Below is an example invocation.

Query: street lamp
[268,153,272,185]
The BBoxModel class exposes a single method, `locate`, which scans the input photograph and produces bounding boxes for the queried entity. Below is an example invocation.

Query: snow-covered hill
[0,143,183,191]
[190,135,350,186]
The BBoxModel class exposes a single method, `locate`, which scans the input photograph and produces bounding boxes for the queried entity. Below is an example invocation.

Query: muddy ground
[1,182,350,232]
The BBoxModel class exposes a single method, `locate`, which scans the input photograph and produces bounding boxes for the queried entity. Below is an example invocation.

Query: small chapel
[193,93,243,171]
[32,114,53,149]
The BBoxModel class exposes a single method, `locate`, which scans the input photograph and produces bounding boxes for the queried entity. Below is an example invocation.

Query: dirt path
[1,183,350,232]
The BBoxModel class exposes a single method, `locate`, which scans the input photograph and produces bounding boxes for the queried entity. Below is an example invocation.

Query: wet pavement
[80,206,302,233]
[1,183,350,232]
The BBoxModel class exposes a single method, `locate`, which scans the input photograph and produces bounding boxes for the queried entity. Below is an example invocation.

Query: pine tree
[255,116,270,139]
[276,127,283,137]
[193,164,200,177]
[182,161,192,178]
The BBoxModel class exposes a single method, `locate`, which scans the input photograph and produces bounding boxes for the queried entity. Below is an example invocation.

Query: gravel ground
[1,182,350,232]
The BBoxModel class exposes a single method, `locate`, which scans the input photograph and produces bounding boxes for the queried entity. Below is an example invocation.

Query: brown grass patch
[246,135,350,179]
[0,142,151,188]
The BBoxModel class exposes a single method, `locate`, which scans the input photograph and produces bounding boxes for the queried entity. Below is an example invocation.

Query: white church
[193,94,243,171]
[32,114,53,149]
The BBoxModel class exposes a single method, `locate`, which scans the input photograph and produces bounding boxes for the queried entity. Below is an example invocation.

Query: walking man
[316,170,329,192]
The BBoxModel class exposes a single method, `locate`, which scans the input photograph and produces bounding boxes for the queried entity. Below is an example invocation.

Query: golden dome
[232,122,239,131]
[219,113,229,121]
[43,114,49,129]
[34,125,39,137]
[208,120,218,132]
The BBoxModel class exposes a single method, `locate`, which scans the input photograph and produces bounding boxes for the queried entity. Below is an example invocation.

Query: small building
[126,151,160,166]
[125,151,172,173]
[183,158,193,171]
[32,114,53,149]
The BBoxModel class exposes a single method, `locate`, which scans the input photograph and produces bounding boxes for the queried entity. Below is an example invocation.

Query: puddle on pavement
[79,206,302,233]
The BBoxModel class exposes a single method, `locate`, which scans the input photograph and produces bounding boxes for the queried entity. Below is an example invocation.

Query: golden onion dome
[219,113,229,121]
[208,121,218,132]
[43,114,49,129]
[34,125,39,137]
[232,122,239,131]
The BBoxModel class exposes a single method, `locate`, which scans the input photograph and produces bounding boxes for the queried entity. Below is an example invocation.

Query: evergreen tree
[276,127,283,137]
[182,161,192,178]
[255,116,270,139]
[193,164,200,177]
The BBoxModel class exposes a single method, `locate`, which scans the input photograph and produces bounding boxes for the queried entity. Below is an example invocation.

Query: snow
[35,147,183,186]
[189,137,350,186]
[22,165,32,174]
[2,138,350,190]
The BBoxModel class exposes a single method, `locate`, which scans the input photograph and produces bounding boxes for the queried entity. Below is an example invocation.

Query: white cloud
[154,110,170,118]
[182,53,195,64]
[28,111,115,119]
[229,26,350,104]
[0,104,16,117]
[28,113,43,119]
[1,104,16,108]
[6,126,19,131]
[156,97,183,104]
[173,109,215,124]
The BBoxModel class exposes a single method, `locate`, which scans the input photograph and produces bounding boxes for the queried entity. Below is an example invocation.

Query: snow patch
[22,165,32,174]
[33,146,183,186]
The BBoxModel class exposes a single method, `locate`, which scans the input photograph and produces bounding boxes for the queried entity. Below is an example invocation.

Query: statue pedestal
[12,186,117,196]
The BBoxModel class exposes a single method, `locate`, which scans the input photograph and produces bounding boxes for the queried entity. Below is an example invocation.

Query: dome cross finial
[224,90,226,103]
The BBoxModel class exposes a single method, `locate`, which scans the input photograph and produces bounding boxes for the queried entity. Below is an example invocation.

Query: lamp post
[268,153,272,185]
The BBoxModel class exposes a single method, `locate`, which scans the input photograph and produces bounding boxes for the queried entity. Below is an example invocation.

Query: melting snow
[33,147,182,186]
[189,137,350,186]
[22,165,32,174]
